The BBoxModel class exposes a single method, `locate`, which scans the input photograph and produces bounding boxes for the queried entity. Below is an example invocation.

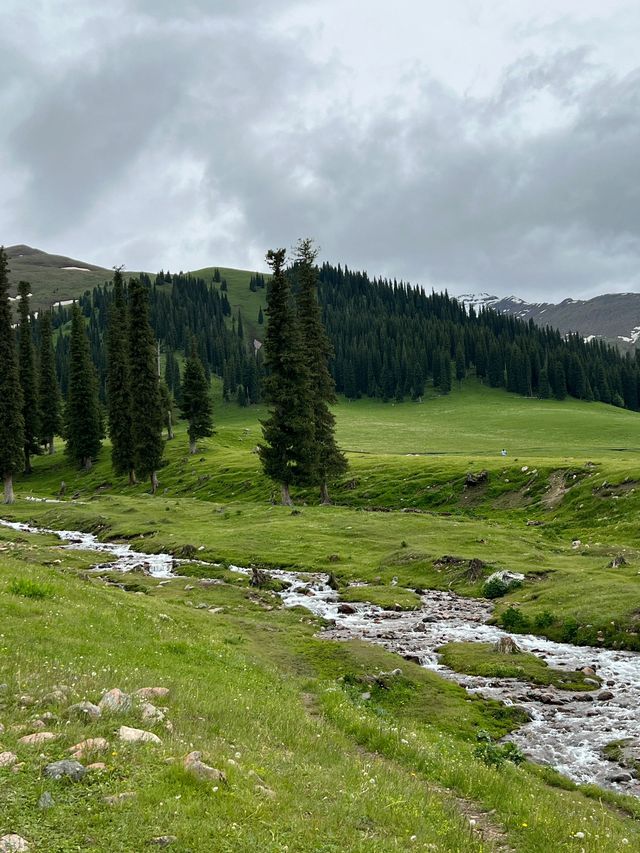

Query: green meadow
[3,382,640,850]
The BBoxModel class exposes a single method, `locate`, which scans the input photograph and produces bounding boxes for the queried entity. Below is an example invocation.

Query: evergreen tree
[65,303,103,470]
[128,278,164,492]
[258,306,264,325]
[258,248,315,505]
[455,342,466,384]
[17,282,40,473]
[38,311,61,454]
[439,350,452,394]
[294,238,348,503]
[180,335,214,453]
[106,269,135,483]
[0,247,25,503]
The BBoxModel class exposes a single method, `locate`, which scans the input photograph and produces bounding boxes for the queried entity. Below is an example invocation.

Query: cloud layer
[2,0,639,300]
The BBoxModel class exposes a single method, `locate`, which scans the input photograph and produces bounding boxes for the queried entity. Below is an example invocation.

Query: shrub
[8,577,53,599]
[533,610,555,630]
[482,577,509,599]
[474,731,525,769]
[500,606,530,633]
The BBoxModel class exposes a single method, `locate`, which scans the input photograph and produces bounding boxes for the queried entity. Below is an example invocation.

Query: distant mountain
[458,292,640,349]
[5,245,112,313]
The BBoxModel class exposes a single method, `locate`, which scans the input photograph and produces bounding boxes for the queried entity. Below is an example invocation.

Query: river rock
[18,732,57,746]
[135,687,170,701]
[337,603,357,614]
[119,726,161,745]
[44,760,86,781]
[66,701,101,721]
[183,751,227,782]
[598,690,614,701]
[0,836,29,852]
[99,688,132,714]
[0,752,17,768]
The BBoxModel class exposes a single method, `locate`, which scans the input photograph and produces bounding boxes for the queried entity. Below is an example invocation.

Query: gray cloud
[2,1,639,300]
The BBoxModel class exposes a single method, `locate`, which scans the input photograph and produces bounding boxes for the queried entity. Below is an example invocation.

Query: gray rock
[118,725,162,745]
[183,751,227,782]
[598,690,615,701]
[150,837,177,847]
[38,792,55,810]
[0,836,30,852]
[337,603,357,614]
[44,760,86,782]
[66,701,101,721]
[98,689,132,714]
[104,791,137,805]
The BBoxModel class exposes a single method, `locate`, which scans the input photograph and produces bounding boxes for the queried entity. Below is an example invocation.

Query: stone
[118,725,162,745]
[86,762,107,772]
[38,792,55,810]
[68,737,109,758]
[183,751,227,783]
[44,760,86,782]
[150,837,177,848]
[608,772,633,783]
[18,732,57,746]
[608,555,628,568]
[0,752,18,768]
[337,603,357,614]
[598,690,614,701]
[104,791,137,805]
[135,687,170,701]
[140,703,165,723]
[255,784,276,799]
[66,701,101,721]
[18,696,35,708]
[41,690,67,705]
[0,836,29,852]
[98,689,132,714]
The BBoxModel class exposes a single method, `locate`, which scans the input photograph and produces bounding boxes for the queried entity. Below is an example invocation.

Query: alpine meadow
[3,3,640,852]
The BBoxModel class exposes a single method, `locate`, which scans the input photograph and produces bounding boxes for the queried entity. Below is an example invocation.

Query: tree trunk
[3,474,15,505]
[48,437,55,455]
[83,456,92,472]
[150,471,159,494]
[24,449,32,475]
[281,483,293,506]
[167,412,174,440]
[320,482,331,505]
[128,469,138,486]
[189,439,197,455]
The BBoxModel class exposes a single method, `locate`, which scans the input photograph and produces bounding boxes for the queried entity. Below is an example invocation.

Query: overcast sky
[2,1,639,300]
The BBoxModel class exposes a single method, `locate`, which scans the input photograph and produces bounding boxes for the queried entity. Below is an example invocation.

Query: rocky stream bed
[3,517,640,798]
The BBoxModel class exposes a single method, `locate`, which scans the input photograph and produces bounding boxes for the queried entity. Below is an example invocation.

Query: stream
[3,517,640,797]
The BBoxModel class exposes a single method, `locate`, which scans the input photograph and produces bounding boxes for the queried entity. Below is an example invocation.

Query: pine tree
[180,336,214,453]
[128,277,164,492]
[439,350,452,394]
[106,269,135,483]
[0,247,25,503]
[65,303,103,470]
[38,311,61,454]
[294,238,347,503]
[17,282,40,473]
[258,306,264,325]
[258,248,315,505]
[455,342,466,385]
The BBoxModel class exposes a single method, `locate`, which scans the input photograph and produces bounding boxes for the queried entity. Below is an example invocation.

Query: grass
[1,526,639,851]
[438,642,601,691]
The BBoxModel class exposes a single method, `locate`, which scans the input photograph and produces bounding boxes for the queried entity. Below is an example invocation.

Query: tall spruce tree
[18,282,40,473]
[0,248,25,503]
[258,248,315,506]
[106,269,136,483]
[65,303,103,470]
[180,336,214,453]
[128,277,164,493]
[38,311,61,454]
[159,380,175,440]
[294,238,347,503]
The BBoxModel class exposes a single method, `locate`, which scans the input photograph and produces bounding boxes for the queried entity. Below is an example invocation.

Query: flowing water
[3,517,640,796]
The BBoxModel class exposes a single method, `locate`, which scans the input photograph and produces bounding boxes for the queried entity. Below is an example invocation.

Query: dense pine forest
[42,260,640,412]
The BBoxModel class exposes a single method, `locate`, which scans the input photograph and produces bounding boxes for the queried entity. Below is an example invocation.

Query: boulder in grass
[118,726,162,745]
[98,689,132,714]
[44,760,86,782]
[66,701,101,721]
[0,752,17,768]
[68,738,109,759]
[140,703,165,723]
[493,636,521,655]
[135,687,170,701]
[150,838,177,848]
[18,732,57,746]
[183,751,227,783]
[0,836,30,852]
